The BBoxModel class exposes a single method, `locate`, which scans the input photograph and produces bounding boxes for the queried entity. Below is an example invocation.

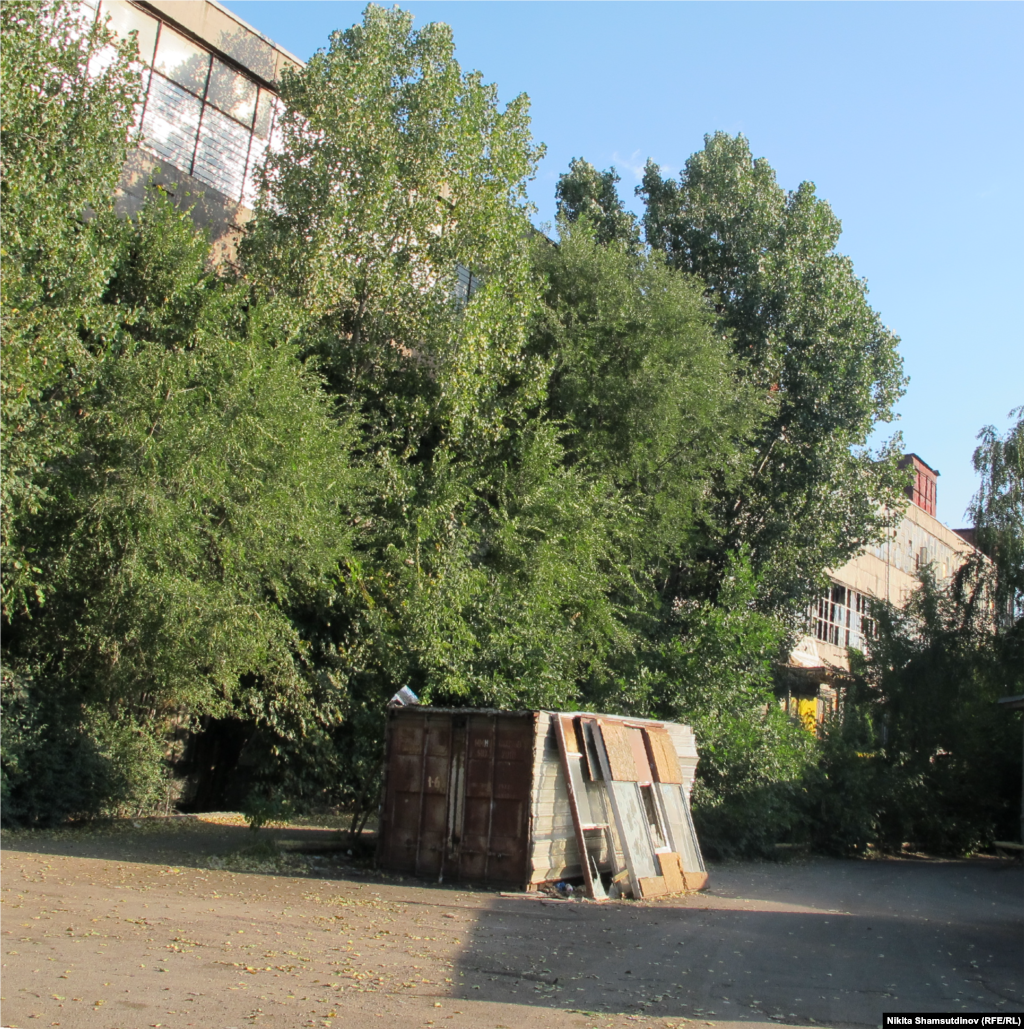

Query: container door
[378,711,453,877]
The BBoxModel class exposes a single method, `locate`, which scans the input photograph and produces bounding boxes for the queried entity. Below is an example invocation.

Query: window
[454,263,482,306]
[91,1,285,205]
[811,582,874,651]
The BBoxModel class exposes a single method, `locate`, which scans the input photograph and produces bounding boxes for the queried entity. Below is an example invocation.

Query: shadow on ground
[446,858,1024,1027]
[0,814,377,881]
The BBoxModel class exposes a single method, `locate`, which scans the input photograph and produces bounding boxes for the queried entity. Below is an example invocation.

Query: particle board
[597,719,638,781]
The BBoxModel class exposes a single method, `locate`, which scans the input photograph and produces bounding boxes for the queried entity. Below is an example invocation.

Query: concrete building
[78,0,301,262]
[83,3,980,734]
[783,454,980,726]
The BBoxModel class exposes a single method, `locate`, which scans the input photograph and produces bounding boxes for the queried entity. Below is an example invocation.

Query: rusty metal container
[376,708,536,886]
[376,706,702,892]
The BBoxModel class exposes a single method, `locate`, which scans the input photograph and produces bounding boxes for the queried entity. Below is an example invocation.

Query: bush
[1,671,170,826]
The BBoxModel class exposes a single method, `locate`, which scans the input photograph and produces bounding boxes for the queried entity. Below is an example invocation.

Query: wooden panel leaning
[643,725,684,784]
[597,719,639,781]
[553,714,606,901]
[657,851,686,894]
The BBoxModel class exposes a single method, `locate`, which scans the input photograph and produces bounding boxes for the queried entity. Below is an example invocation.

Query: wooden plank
[626,726,654,782]
[683,870,709,891]
[638,875,668,898]
[657,852,686,894]
[561,717,582,753]
[597,719,638,781]
[553,715,607,902]
[644,726,683,784]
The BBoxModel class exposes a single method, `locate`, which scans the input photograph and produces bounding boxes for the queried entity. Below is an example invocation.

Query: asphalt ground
[1,817,1021,1029]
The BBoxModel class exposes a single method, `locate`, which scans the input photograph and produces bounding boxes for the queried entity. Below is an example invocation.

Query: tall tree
[1,0,141,616]
[638,133,908,608]
[530,217,762,601]
[239,5,639,721]
[969,407,1024,620]
[2,188,361,826]
[555,157,640,249]
[241,4,545,452]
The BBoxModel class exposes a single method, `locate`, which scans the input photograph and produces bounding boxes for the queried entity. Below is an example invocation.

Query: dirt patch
[2,818,1022,1029]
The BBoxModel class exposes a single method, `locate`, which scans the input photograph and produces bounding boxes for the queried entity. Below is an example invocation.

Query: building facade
[783,454,979,726]
[78,0,300,261]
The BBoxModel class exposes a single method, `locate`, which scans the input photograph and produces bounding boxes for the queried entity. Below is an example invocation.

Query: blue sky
[223,0,1022,528]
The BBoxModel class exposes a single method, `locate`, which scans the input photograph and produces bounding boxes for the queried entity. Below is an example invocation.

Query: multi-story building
[78,0,301,262]
[782,454,980,727]
[83,3,979,734]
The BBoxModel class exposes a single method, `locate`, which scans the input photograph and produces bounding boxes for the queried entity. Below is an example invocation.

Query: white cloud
[611,150,674,182]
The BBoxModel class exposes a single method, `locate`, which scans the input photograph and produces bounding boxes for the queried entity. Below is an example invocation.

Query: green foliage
[531,219,761,582]
[555,158,640,249]
[1,670,170,826]
[1,0,142,615]
[9,192,358,709]
[233,5,646,801]
[639,133,908,608]
[805,565,1023,855]
[652,553,811,857]
[969,407,1024,619]
[2,162,360,821]
[241,3,545,450]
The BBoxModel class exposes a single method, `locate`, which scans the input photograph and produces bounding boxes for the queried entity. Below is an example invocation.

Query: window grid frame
[90,2,282,205]
[811,582,874,652]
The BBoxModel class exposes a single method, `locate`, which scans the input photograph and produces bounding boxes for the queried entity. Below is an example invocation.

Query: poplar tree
[639,133,908,608]
[1,0,140,615]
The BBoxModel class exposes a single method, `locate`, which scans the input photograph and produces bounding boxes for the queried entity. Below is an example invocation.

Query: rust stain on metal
[379,708,532,887]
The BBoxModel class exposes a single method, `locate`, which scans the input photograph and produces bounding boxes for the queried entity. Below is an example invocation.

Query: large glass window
[101,0,158,64]
[811,583,874,651]
[153,24,210,96]
[92,1,284,205]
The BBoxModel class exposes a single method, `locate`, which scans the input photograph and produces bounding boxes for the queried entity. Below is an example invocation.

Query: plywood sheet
[644,725,684,784]
[598,720,638,781]
[626,726,654,782]
[657,851,686,894]
[683,870,709,891]
[638,875,668,898]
